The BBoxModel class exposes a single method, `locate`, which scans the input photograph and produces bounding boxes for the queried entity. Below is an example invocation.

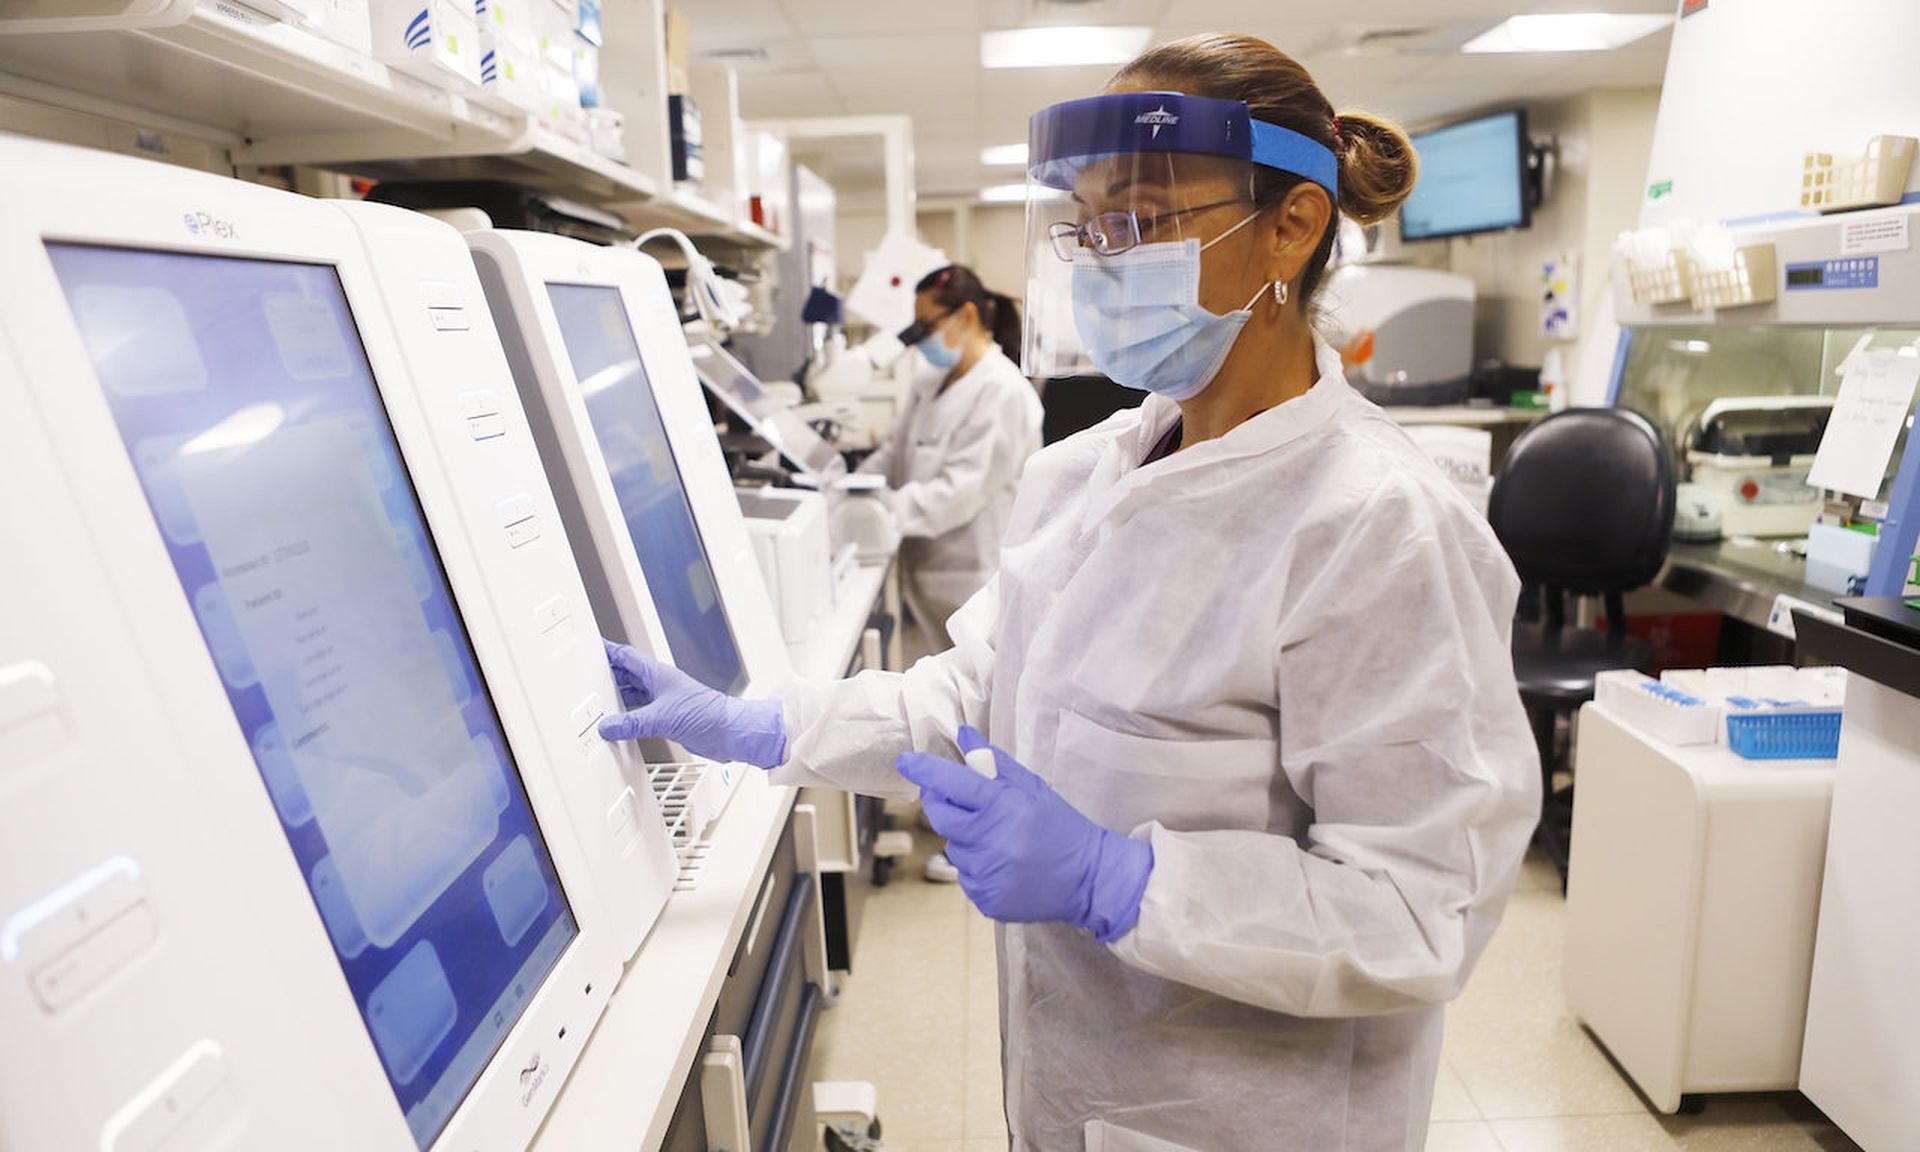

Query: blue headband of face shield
[1028,91,1338,200]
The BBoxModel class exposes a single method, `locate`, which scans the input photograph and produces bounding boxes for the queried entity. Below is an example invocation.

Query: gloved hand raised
[596,639,787,769]
[896,725,1153,943]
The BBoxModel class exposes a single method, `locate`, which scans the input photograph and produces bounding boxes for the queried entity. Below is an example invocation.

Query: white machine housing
[1685,396,1834,539]
[690,334,901,561]
[0,137,674,1152]
[736,486,835,646]
[1321,265,1476,401]
[467,229,790,830]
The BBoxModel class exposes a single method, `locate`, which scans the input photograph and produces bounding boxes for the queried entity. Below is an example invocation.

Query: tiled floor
[809,832,1864,1152]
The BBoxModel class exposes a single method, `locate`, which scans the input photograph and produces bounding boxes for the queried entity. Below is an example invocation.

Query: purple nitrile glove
[596,639,786,769]
[896,725,1153,943]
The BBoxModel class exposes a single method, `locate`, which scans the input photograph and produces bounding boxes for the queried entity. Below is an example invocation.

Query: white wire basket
[1690,244,1777,310]
[1626,249,1695,306]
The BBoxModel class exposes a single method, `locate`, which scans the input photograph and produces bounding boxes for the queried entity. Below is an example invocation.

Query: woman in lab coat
[601,32,1539,1152]
[865,263,1043,660]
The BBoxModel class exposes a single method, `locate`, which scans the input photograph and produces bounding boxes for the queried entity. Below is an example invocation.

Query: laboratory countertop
[1382,405,1549,427]
[531,557,896,1151]
[788,559,893,682]
[1659,538,1841,634]
[530,770,796,1152]
[1794,597,1920,699]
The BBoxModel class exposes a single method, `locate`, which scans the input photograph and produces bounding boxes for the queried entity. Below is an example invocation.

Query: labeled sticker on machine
[1839,214,1910,256]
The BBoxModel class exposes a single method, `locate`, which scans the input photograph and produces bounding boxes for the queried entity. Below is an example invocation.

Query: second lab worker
[865,264,1043,656]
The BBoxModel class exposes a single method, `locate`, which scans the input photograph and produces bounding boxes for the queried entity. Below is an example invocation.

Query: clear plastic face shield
[1020,92,1338,391]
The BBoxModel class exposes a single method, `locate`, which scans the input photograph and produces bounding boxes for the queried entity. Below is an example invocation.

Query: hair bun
[1331,109,1418,226]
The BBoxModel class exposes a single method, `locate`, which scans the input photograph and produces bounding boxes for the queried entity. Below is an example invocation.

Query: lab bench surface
[1659,538,1841,634]
[1381,404,1546,474]
[788,559,895,682]
[1381,404,1548,428]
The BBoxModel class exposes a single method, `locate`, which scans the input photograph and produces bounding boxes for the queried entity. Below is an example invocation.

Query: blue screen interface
[1400,112,1527,242]
[48,243,576,1149]
[546,282,748,695]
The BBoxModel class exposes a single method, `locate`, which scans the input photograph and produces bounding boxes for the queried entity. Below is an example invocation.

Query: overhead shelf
[0,1,783,249]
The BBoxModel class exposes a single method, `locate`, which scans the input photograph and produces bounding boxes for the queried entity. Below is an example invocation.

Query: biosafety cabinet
[0,134,678,1152]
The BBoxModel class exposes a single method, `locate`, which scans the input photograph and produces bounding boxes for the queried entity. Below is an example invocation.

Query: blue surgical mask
[918,327,961,369]
[1070,211,1271,401]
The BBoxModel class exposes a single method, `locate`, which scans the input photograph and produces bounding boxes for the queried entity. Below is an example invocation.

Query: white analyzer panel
[467,230,792,830]
[737,486,835,646]
[0,135,659,1152]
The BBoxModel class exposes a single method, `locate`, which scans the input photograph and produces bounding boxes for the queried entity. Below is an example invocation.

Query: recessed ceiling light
[978,183,1029,203]
[981,26,1152,70]
[1461,13,1671,53]
[981,143,1030,166]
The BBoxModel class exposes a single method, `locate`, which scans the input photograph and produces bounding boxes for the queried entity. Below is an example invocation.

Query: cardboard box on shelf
[535,0,574,70]
[372,0,482,87]
[480,32,541,112]
[542,58,587,142]
[473,0,533,45]
[668,92,703,183]
[313,0,372,54]
[663,7,690,94]
[572,32,599,108]
[587,107,624,161]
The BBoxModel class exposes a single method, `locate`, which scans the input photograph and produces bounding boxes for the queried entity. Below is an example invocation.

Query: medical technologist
[600,31,1540,1152]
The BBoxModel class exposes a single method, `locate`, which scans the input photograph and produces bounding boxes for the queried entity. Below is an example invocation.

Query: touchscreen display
[50,243,575,1149]
[547,282,748,694]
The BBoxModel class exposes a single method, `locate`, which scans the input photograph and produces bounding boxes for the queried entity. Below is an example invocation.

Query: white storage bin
[1595,670,1721,745]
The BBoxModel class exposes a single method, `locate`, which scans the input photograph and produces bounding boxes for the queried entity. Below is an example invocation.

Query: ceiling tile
[735,71,847,119]
[688,0,1677,202]
[807,31,980,78]
[782,0,984,35]
[668,0,797,51]
[694,38,819,74]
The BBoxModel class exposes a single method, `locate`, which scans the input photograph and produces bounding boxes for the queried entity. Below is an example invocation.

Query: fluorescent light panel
[981,26,1152,70]
[981,142,1029,166]
[978,183,1028,203]
[1462,13,1671,53]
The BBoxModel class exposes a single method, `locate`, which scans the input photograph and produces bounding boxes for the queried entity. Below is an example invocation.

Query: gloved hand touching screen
[597,639,786,769]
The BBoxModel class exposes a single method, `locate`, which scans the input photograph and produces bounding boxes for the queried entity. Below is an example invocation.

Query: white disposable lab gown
[861,344,1043,652]
[776,340,1540,1152]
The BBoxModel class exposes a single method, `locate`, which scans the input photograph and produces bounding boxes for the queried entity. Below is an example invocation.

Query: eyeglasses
[1046,196,1250,261]
[896,305,957,346]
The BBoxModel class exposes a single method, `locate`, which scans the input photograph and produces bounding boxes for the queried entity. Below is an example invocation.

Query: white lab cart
[1562,702,1835,1112]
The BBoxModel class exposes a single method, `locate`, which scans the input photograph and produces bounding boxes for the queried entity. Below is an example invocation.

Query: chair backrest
[1489,407,1676,597]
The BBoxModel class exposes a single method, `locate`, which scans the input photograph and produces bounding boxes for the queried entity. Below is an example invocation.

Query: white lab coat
[861,344,1042,652]
[776,340,1540,1152]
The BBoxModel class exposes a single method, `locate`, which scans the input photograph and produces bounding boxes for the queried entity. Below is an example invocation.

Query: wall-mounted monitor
[1400,109,1532,243]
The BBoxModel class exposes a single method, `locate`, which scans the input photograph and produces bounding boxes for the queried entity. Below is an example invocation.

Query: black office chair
[1488,407,1676,881]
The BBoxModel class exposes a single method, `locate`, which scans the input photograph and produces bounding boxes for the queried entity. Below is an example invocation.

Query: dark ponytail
[914,264,1022,364]
[985,291,1021,364]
